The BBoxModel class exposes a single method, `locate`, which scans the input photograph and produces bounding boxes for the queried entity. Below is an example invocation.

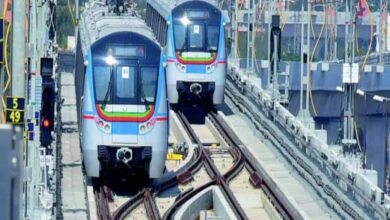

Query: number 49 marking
[10,111,21,123]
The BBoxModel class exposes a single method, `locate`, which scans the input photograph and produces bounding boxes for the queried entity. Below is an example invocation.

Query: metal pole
[0,0,3,118]
[300,0,304,111]
[383,0,389,53]
[251,1,256,72]
[234,0,238,59]
[325,1,328,61]
[350,0,356,151]
[364,94,367,169]
[273,33,278,101]
[246,0,249,69]
[0,68,3,120]
[306,0,310,110]
[246,0,253,72]
[385,100,389,192]
[345,0,349,61]
[334,0,338,60]
[76,0,79,21]
[267,0,272,86]
[380,0,383,64]
[11,0,26,97]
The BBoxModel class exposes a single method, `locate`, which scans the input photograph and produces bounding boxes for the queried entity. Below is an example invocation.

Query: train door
[111,65,138,144]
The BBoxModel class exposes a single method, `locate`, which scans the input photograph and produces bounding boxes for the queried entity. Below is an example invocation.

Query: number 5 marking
[13,98,18,109]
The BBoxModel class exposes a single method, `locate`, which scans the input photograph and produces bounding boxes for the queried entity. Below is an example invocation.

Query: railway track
[93,179,112,220]
[168,108,296,219]
[163,108,248,219]
[102,106,301,220]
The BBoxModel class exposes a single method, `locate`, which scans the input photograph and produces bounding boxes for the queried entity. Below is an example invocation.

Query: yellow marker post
[211,143,219,148]
[166,153,183,161]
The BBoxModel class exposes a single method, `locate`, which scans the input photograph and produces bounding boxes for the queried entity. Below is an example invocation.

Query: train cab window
[93,66,111,102]
[172,1,221,53]
[116,66,136,99]
[189,24,204,50]
[91,31,161,106]
[140,67,158,103]
[207,26,219,52]
[174,24,186,51]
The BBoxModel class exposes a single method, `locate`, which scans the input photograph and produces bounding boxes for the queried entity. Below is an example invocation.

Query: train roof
[78,0,158,57]
[146,0,220,20]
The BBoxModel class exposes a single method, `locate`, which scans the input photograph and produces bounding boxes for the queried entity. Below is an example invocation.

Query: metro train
[75,1,168,179]
[146,0,227,104]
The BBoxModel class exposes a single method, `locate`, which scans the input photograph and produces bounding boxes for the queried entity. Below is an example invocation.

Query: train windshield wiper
[138,63,150,110]
[178,42,187,54]
[102,67,114,109]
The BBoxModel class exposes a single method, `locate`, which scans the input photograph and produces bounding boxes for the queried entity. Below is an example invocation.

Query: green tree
[56,0,76,49]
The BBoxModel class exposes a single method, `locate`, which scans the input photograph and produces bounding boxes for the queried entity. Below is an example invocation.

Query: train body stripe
[97,104,153,117]
[83,115,94,120]
[96,104,155,122]
[156,116,168,121]
[175,52,217,65]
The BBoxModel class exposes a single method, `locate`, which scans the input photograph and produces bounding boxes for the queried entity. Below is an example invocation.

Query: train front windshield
[172,1,221,53]
[91,32,161,105]
[93,66,158,104]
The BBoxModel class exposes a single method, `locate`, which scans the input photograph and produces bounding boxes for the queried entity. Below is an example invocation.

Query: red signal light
[43,119,50,128]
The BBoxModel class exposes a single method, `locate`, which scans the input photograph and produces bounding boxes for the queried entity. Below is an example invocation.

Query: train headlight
[206,63,217,73]
[176,62,187,72]
[95,118,111,133]
[139,118,157,134]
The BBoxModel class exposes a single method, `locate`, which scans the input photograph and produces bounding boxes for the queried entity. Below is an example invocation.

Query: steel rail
[109,106,297,220]
[111,189,144,220]
[110,119,205,219]
[93,179,111,220]
[144,189,160,220]
[208,110,296,220]
[162,108,249,220]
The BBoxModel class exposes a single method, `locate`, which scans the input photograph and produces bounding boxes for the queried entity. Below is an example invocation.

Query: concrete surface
[220,106,338,220]
[60,72,88,219]
[174,186,237,220]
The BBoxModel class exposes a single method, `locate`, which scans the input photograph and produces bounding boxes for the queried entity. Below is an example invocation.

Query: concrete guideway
[226,61,390,219]
[174,185,238,220]
[59,72,89,219]
[219,107,336,220]
[168,108,289,219]
[204,114,278,219]
[109,107,287,219]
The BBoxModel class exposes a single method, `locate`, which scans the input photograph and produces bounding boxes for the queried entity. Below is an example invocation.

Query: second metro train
[75,1,168,179]
[146,0,227,104]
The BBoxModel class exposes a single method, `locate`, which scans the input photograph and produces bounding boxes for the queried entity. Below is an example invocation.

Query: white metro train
[75,1,168,179]
[146,0,227,104]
